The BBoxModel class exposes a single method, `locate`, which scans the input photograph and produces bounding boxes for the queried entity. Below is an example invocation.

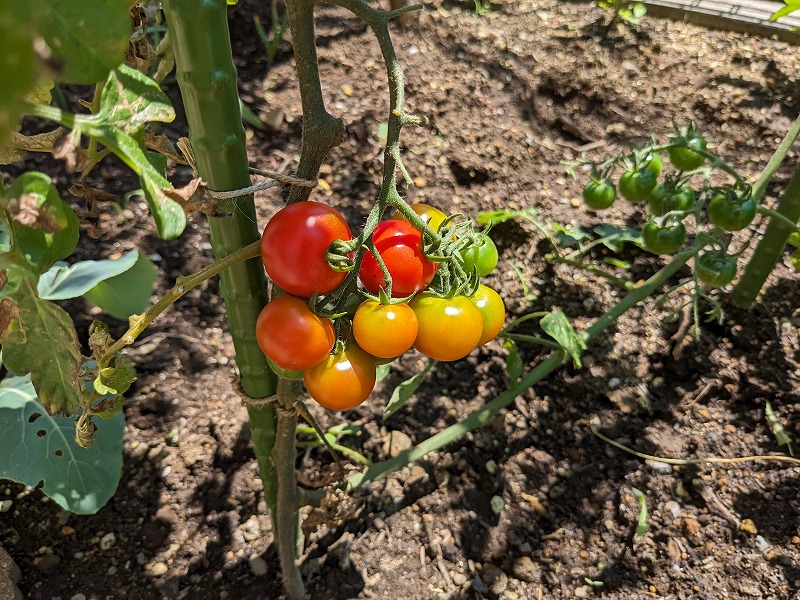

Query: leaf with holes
[0,375,124,514]
[1,278,81,414]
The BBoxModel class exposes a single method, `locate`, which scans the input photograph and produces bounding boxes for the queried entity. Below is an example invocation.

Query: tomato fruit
[647,184,695,216]
[707,193,756,232]
[409,293,483,361]
[305,343,376,411]
[261,201,352,297]
[582,178,616,210]
[641,220,686,255]
[256,295,335,371]
[359,219,438,297]
[668,132,707,171]
[460,236,499,276]
[619,169,657,203]
[353,300,418,358]
[395,203,447,231]
[467,284,505,346]
[696,252,737,288]
[642,152,663,178]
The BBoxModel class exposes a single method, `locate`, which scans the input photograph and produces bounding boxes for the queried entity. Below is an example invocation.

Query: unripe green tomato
[696,252,737,287]
[642,152,663,178]
[582,178,616,210]
[641,220,686,255]
[619,169,657,203]
[707,193,756,232]
[668,132,707,171]
[460,236,499,277]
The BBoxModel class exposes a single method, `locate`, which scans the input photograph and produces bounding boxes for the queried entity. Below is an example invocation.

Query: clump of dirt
[2,1,800,599]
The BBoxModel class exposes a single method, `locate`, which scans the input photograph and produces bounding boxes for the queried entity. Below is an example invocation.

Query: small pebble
[645,459,671,474]
[150,562,168,576]
[248,555,268,577]
[490,495,505,515]
[0,500,12,513]
[99,532,116,550]
[70,594,87,600]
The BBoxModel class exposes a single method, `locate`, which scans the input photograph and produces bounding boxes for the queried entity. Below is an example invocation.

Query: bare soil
[2,1,800,599]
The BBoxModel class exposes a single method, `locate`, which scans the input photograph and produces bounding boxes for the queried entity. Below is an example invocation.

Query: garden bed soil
[2,0,800,598]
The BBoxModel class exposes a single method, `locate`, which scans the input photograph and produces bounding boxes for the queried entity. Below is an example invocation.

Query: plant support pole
[161,0,278,519]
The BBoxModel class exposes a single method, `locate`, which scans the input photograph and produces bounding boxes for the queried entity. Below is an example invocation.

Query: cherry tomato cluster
[581,123,755,288]
[255,201,506,411]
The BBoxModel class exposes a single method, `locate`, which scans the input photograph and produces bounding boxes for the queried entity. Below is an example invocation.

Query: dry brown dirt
[2,0,800,599]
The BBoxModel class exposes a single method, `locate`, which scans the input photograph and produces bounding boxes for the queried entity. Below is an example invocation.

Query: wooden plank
[642,0,800,44]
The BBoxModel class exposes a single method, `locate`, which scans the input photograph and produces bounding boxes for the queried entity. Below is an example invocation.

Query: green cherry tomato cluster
[256,201,506,411]
[578,122,761,291]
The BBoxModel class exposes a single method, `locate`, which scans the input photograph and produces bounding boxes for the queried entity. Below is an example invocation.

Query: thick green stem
[285,0,345,202]
[732,162,800,306]
[274,379,306,600]
[161,0,278,519]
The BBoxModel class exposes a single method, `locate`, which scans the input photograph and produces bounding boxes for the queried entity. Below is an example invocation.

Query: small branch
[98,240,262,366]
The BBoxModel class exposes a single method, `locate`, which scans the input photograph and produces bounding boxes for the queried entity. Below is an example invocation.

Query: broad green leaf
[772,0,800,21]
[96,66,175,134]
[477,207,539,227]
[593,224,643,252]
[38,0,131,84]
[4,172,79,272]
[38,249,139,300]
[82,122,185,239]
[84,251,156,319]
[1,278,81,414]
[376,363,391,382]
[383,359,435,420]
[0,5,40,147]
[540,309,586,368]
[93,366,136,396]
[0,375,124,514]
[502,338,522,382]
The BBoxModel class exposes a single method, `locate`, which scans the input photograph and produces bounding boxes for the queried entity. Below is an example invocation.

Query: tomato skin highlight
[255,295,335,371]
[409,293,483,361]
[467,284,505,346]
[642,152,663,178]
[460,236,499,277]
[261,201,352,298]
[305,343,376,411]
[353,300,418,358]
[359,220,438,297]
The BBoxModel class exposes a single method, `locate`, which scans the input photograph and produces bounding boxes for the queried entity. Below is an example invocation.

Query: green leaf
[38,249,140,300]
[0,375,124,514]
[0,5,40,147]
[788,232,800,248]
[476,207,539,227]
[631,487,649,537]
[93,366,136,396]
[1,278,81,414]
[38,0,132,84]
[239,98,266,131]
[502,338,522,382]
[593,224,643,252]
[772,1,800,21]
[383,359,435,420]
[540,309,586,368]
[791,249,800,273]
[376,363,391,382]
[84,251,156,319]
[551,223,591,248]
[4,172,80,272]
[81,122,185,239]
[96,65,176,134]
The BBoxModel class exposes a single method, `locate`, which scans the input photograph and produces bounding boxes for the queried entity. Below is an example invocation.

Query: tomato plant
[255,295,336,371]
[642,152,663,178]
[352,300,418,358]
[261,201,352,298]
[460,236,499,276]
[647,183,695,216]
[668,131,707,171]
[619,168,657,203]
[707,192,756,232]
[641,220,686,255]
[304,343,377,411]
[408,293,483,361]
[696,252,737,287]
[358,219,438,297]
[467,284,505,346]
[582,178,616,210]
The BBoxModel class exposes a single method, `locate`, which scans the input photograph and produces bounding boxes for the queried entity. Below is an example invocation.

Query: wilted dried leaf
[163,177,227,217]
[7,193,61,233]
[53,131,88,173]
[176,137,196,171]
[69,183,120,205]
[0,271,7,291]
[145,133,186,164]
[0,297,20,338]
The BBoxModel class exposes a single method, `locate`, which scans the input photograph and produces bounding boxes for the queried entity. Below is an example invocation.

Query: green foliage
[631,487,649,537]
[254,1,289,67]
[37,249,140,300]
[771,1,800,21]
[596,0,647,25]
[83,251,157,320]
[540,309,586,368]
[383,359,435,419]
[0,6,39,147]
[0,375,124,514]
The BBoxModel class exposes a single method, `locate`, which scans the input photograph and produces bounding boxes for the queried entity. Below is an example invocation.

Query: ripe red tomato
[261,201,352,298]
[409,293,483,361]
[305,343,376,410]
[467,284,505,345]
[359,220,438,297]
[352,300,418,358]
[255,295,335,371]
